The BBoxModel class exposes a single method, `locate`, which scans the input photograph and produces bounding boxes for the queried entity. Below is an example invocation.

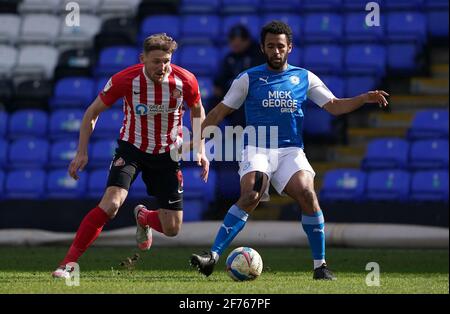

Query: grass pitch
[0,247,447,294]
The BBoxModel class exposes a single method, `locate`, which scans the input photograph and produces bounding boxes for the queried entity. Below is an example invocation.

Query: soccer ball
[225,247,263,281]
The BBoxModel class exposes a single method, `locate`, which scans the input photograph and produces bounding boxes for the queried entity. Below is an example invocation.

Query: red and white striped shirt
[99,63,200,154]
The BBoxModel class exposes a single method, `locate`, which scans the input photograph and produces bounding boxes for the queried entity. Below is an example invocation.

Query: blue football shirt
[222,63,335,149]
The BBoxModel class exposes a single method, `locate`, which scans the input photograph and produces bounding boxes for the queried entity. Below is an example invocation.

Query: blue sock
[302,210,326,269]
[211,204,249,258]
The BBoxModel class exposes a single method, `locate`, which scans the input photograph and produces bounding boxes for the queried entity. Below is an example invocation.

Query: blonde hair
[143,33,178,54]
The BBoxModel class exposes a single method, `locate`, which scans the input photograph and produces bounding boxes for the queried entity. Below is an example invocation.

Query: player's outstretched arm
[68,96,109,180]
[201,102,235,133]
[190,99,210,182]
[323,90,389,116]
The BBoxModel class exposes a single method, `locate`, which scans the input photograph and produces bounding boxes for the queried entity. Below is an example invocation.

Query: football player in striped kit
[52,33,209,278]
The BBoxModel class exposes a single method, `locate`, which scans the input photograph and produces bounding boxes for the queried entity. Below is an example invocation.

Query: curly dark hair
[260,20,293,46]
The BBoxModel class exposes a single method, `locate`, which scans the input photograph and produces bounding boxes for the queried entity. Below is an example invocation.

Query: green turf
[0,247,447,294]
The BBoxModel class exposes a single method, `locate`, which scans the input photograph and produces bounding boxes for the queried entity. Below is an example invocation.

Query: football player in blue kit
[190,21,389,280]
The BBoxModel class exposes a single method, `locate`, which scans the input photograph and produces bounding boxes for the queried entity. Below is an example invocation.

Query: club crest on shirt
[171,88,183,99]
[289,75,300,85]
[102,78,113,95]
[113,157,125,167]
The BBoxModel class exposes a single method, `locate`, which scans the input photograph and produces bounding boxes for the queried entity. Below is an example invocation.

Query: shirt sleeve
[222,72,249,110]
[183,74,201,108]
[307,71,336,108]
[98,73,126,107]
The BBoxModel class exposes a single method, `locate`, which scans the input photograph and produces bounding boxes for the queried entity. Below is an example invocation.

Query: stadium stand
[0,0,448,225]
[411,170,449,201]
[361,138,409,170]
[366,170,411,201]
[0,45,17,78]
[47,168,87,198]
[408,109,449,139]
[0,14,21,44]
[48,139,78,168]
[320,169,366,201]
[8,138,49,169]
[50,77,95,108]
[409,139,449,170]
[8,109,48,138]
[5,169,46,199]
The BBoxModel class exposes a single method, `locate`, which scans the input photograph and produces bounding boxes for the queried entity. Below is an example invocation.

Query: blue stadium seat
[0,111,7,137]
[345,76,377,96]
[179,0,220,13]
[302,0,342,11]
[94,109,123,139]
[387,12,427,43]
[221,0,260,14]
[303,13,343,43]
[181,15,220,44]
[179,45,218,76]
[90,139,117,168]
[320,76,345,98]
[366,170,411,201]
[262,14,302,42]
[8,110,47,139]
[260,0,301,12]
[95,46,139,77]
[87,169,109,198]
[320,169,366,201]
[50,77,95,108]
[8,138,49,169]
[222,15,261,42]
[49,139,78,168]
[303,44,343,74]
[49,109,84,139]
[409,139,449,170]
[427,10,449,37]
[47,169,87,198]
[139,15,180,45]
[344,12,385,42]
[387,43,420,71]
[408,109,449,140]
[5,169,46,199]
[0,139,7,167]
[303,104,334,136]
[362,138,409,170]
[411,170,449,201]
[345,44,386,75]
[343,0,385,10]
[385,0,424,9]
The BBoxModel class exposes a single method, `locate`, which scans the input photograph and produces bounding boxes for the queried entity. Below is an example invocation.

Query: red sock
[137,209,163,233]
[60,206,109,266]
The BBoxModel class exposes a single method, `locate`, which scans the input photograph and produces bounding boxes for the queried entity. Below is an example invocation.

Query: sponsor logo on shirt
[262,90,298,113]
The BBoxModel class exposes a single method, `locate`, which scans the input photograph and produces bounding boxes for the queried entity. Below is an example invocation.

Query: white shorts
[238,146,316,202]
